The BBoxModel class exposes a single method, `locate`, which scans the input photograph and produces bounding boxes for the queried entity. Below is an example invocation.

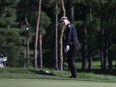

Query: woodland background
[0,0,116,72]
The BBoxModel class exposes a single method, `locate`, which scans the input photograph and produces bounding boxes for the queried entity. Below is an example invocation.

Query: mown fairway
[0,78,116,87]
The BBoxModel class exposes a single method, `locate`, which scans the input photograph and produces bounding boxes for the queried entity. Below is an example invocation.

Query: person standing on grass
[60,16,80,78]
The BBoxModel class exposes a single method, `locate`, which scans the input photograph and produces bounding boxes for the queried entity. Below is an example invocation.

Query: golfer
[60,16,80,78]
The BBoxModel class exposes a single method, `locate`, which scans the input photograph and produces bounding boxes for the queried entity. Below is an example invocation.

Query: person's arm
[66,24,72,46]
[64,24,72,52]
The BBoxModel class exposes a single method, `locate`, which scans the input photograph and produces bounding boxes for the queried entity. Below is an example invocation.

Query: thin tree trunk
[101,26,104,69]
[100,18,107,69]
[25,27,29,67]
[24,0,29,68]
[82,27,88,69]
[59,28,64,70]
[70,0,74,22]
[108,34,113,73]
[39,33,43,69]
[24,18,30,68]
[26,30,29,67]
[81,2,89,69]
[61,0,66,16]
[88,53,92,69]
[34,0,42,69]
[55,0,58,69]
[88,0,92,69]
[99,0,107,70]
[59,0,66,71]
[101,24,108,69]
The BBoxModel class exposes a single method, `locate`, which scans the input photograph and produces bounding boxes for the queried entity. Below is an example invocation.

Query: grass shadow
[28,69,55,76]
[77,69,116,75]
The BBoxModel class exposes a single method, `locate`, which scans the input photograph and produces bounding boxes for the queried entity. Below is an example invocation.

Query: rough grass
[0,67,116,82]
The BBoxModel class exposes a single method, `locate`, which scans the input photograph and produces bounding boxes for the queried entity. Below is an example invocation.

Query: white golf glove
[64,45,70,53]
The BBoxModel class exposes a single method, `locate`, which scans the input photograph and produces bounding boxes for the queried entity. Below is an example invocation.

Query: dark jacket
[65,23,80,46]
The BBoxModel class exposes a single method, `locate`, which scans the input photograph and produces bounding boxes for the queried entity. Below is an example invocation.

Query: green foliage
[40,11,51,36]
[17,0,51,36]
[0,28,24,67]
[0,0,25,67]
[0,0,19,28]
[17,0,38,27]
[0,0,116,69]
[42,0,55,8]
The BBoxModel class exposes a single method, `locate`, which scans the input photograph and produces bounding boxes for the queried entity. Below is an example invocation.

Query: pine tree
[0,0,24,67]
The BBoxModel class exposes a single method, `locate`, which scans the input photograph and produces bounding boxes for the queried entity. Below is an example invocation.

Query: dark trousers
[67,44,79,77]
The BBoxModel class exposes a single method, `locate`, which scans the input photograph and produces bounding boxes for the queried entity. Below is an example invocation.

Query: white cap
[59,16,68,22]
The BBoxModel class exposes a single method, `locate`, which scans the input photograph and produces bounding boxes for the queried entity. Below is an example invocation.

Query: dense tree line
[0,0,116,71]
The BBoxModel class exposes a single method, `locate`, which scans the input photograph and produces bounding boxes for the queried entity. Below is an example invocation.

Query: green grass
[0,67,116,82]
[0,60,116,87]
[0,58,116,87]
[0,67,116,87]
[0,78,116,87]
[75,60,116,69]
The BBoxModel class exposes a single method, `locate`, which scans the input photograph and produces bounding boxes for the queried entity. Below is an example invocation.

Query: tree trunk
[99,0,108,70]
[82,4,88,69]
[34,0,42,69]
[100,19,107,69]
[39,33,43,69]
[59,28,64,70]
[25,27,30,67]
[87,0,92,69]
[108,34,113,73]
[82,0,93,70]
[24,17,30,68]
[70,0,74,22]
[59,0,66,71]
[88,52,92,69]
[101,26,108,69]
[82,27,88,69]
[100,2,105,69]
[55,0,58,70]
